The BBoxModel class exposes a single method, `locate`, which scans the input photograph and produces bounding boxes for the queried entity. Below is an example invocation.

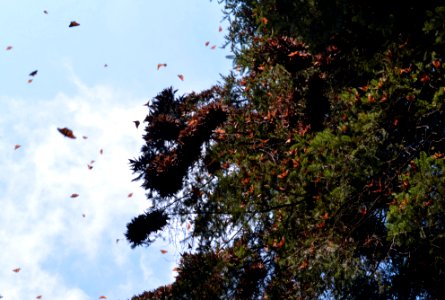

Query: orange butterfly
[177,74,184,81]
[28,79,33,84]
[14,144,21,150]
[157,63,167,70]
[99,296,107,299]
[70,193,79,198]
[12,268,21,273]
[58,127,76,139]
[69,21,80,27]
[211,45,216,50]
[160,249,168,254]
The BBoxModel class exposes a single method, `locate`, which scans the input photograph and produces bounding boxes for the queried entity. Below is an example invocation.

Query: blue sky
[0,1,232,299]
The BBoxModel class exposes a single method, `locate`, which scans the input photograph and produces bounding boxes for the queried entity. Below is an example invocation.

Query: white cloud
[0,76,174,299]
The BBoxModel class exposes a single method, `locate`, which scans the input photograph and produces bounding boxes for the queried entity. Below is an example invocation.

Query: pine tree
[129,1,445,299]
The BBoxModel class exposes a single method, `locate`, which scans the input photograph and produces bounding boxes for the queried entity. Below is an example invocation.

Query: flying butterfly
[69,21,80,28]
[29,70,38,77]
[6,45,13,51]
[157,63,167,70]
[70,193,79,198]
[12,268,21,273]
[133,120,140,128]
[58,127,76,139]
[177,74,184,81]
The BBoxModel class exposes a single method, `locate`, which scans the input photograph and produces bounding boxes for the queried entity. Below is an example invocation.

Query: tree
[128,1,445,299]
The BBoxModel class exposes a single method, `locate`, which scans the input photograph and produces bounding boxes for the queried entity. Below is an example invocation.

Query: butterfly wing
[57,127,76,139]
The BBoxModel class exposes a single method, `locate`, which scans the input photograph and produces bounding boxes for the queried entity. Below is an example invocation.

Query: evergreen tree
[129,1,445,299]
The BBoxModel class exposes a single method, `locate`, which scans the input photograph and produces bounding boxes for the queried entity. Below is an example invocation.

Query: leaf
[178,74,184,81]
[69,21,80,28]
[70,193,79,198]
[134,120,140,128]
[57,127,76,139]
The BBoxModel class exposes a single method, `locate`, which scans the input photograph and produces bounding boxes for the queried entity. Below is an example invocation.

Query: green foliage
[129,0,445,299]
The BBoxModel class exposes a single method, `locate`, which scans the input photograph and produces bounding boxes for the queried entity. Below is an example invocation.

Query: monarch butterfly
[57,127,76,139]
[160,249,168,254]
[69,21,80,27]
[14,144,21,150]
[177,74,184,81]
[157,63,167,70]
[205,41,210,46]
[128,193,133,198]
[12,268,21,273]
[70,193,79,198]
